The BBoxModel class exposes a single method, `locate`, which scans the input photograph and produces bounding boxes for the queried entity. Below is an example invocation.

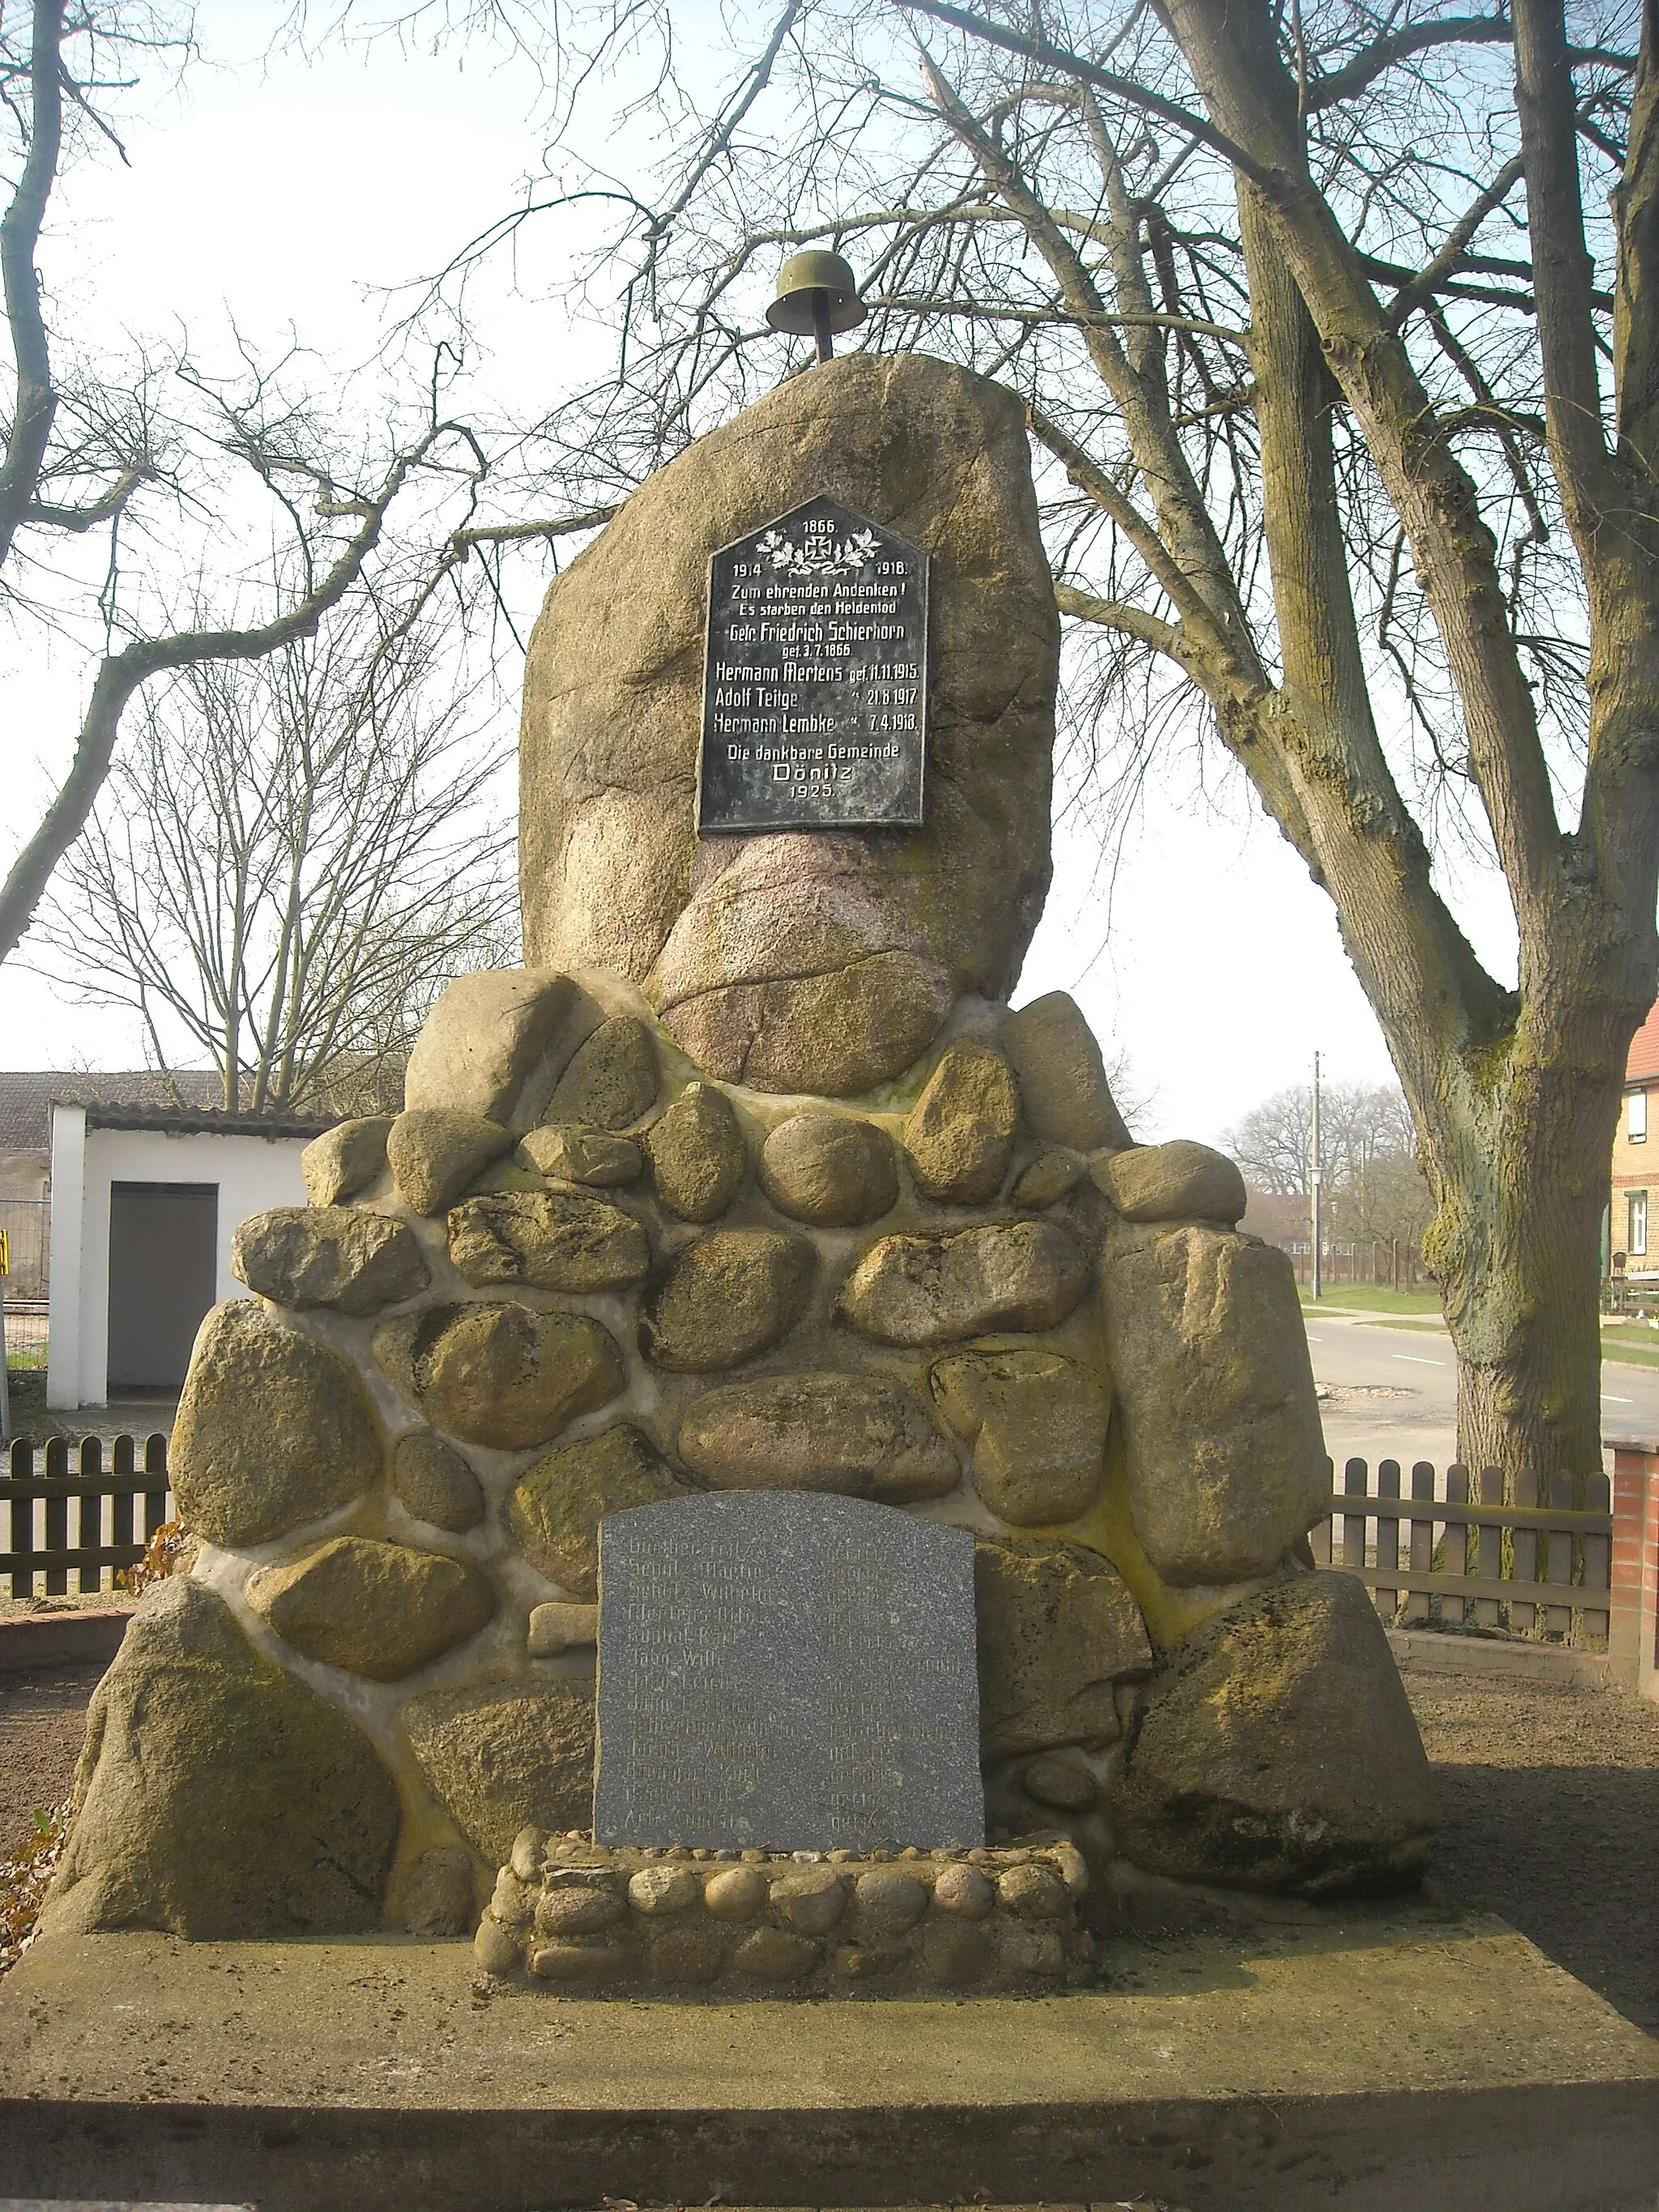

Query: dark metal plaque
[697,495,928,833]
[593,1491,983,1852]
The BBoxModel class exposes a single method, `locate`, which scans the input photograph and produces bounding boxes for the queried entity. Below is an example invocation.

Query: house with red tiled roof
[1613,1004,1659,1284]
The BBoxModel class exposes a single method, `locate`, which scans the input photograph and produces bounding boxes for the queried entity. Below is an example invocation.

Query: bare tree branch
[0,0,64,570]
[0,419,479,964]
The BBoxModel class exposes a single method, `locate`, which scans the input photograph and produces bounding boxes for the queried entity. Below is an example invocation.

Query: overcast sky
[0,0,1521,1144]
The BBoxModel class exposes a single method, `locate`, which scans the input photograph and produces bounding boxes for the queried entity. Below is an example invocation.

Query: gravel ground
[0,1658,102,1863]
[1405,1669,1659,2034]
[2,1656,1657,2040]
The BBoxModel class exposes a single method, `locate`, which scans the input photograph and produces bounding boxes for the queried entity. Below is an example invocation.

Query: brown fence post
[143,1431,170,1541]
[1341,1458,1370,1575]
[1443,1465,1469,1626]
[1403,1463,1434,1624]
[1310,1457,1335,1566]
[1510,1468,1539,1637]
[41,1434,67,1596]
[1473,1468,1504,1629]
[5,1436,31,1599]
[1610,1438,1659,1699]
[1375,1460,1401,1619]
[76,1435,103,1594]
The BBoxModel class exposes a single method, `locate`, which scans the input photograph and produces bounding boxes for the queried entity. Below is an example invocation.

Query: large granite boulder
[404,1680,596,1864]
[641,1228,816,1370]
[387,1109,515,1213]
[403,969,582,1124]
[904,1040,1020,1203]
[1111,1571,1437,1896]
[678,1373,958,1502]
[838,1221,1090,1346]
[1096,1140,1247,1226]
[446,1189,650,1292]
[545,1015,659,1128]
[245,1536,497,1681]
[1099,1224,1327,1585]
[232,1207,429,1316]
[518,353,1058,1094]
[929,1347,1109,1524]
[1012,1148,1086,1209]
[393,1431,486,1534]
[646,1082,748,1221]
[41,1580,399,1938]
[374,1302,625,1451]
[974,1540,1150,1758]
[650,852,954,1096]
[171,1302,382,1548]
[518,1123,643,1186]
[301,1115,393,1206]
[1001,993,1131,1152]
[758,1111,898,1226]
[509,1423,690,1599]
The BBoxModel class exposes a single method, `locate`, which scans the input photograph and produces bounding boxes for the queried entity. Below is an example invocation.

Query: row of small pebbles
[476,1832,1089,1990]
[510,1828,1085,1883]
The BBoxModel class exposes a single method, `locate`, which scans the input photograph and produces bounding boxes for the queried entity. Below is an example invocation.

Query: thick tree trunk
[917,0,1659,1485]
[1430,1083,1615,1481]
[1410,958,1643,1483]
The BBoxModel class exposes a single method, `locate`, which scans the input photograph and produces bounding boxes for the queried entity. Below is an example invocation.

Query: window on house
[1631,1191,1649,1258]
[1631,1090,1649,1143]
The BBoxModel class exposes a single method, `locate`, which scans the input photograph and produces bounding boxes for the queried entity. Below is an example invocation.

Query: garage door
[106,1181,217,1392]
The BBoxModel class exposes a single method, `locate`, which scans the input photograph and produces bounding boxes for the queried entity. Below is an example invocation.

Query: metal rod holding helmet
[768,249,866,364]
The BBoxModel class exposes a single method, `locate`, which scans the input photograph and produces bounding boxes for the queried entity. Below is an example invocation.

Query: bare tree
[1333,1149,1438,1247]
[408,0,1657,1481]
[1226,1085,1315,1199]
[0,0,609,970]
[1228,1079,1431,1242]
[34,597,516,1113]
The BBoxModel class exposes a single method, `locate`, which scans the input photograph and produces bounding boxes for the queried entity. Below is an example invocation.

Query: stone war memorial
[4,331,1657,2210]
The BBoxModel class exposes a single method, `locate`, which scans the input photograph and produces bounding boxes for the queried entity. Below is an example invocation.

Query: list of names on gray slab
[594,1491,983,1851]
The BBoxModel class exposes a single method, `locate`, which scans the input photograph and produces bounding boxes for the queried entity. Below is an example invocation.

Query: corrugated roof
[1629,1004,1659,1088]
[0,1072,227,1153]
[80,1103,334,1139]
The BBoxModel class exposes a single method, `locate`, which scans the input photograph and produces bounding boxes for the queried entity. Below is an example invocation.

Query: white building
[46,1103,331,1411]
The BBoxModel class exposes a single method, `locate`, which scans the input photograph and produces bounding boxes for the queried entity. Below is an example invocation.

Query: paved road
[1300,1309,1659,1474]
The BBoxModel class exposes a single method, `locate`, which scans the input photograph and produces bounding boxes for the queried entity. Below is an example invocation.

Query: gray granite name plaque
[593,1490,983,1852]
[697,495,928,833]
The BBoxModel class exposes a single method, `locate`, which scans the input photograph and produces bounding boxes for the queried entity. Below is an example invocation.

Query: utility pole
[1310,1050,1323,1302]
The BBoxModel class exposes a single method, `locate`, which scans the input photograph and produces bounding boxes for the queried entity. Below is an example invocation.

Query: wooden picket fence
[1311,1457,1613,1645]
[0,1434,1623,1647]
[0,1434,173,1598]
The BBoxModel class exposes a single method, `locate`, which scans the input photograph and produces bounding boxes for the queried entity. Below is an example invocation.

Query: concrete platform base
[0,1609,133,1671]
[1387,1624,1611,1688]
[1,1906,1655,2211]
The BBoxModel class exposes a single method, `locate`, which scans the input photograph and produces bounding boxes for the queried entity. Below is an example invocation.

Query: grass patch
[1299,1285,1443,1316]
[1602,1339,1659,1370]
[1354,1316,1659,1367]
[0,1371,75,1443]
